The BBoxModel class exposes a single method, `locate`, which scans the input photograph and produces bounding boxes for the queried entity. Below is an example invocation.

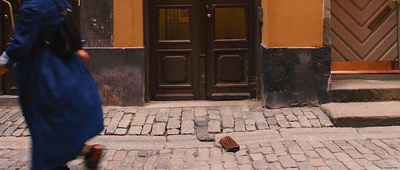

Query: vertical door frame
[144,0,150,102]
[0,1,4,94]
[0,1,4,52]
[397,1,400,69]
[255,0,261,99]
[0,0,16,95]
[143,0,261,101]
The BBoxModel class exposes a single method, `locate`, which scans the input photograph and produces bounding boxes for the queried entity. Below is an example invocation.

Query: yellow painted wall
[114,0,143,47]
[262,0,323,47]
[113,0,322,48]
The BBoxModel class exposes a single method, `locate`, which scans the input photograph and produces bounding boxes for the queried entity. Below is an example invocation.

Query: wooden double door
[149,0,257,100]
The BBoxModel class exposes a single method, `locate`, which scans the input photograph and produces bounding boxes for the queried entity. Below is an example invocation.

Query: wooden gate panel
[205,0,256,100]
[332,0,398,62]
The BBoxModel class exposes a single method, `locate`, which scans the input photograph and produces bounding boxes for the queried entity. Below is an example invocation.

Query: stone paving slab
[322,102,400,119]
[321,102,400,127]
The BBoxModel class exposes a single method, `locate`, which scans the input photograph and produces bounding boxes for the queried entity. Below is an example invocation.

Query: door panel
[213,49,248,86]
[159,8,190,40]
[331,0,399,72]
[149,0,256,100]
[206,0,256,99]
[214,7,246,40]
[150,0,201,100]
[157,50,193,88]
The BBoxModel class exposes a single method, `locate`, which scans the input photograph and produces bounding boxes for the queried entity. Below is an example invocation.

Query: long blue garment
[5,0,104,169]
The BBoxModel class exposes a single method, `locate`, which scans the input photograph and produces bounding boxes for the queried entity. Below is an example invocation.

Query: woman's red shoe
[85,145,104,170]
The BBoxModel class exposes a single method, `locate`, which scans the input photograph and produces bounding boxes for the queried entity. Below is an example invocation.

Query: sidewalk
[0,101,333,137]
[1,101,400,169]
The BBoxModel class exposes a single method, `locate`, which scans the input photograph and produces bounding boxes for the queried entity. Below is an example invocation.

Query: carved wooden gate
[331,0,400,73]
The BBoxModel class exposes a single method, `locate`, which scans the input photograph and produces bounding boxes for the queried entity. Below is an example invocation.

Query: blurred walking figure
[0,0,104,169]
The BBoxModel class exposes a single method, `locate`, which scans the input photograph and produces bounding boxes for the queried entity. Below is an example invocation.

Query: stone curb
[357,126,400,139]
[215,130,282,145]
[2,126,400,150]
[166,135,215,149]
[88,136,166,150]
[280,128,365,140]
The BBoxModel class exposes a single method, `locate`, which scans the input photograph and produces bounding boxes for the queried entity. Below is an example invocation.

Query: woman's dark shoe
[85,144,104,170]
[55,165,70,170]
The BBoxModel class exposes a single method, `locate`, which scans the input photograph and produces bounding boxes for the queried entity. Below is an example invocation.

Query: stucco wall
[80,0,145,106]
[260,0,330,108]
[262,0,323,47]
[80,0,113,47]
[85,48,145,106]
[114,0,144,47]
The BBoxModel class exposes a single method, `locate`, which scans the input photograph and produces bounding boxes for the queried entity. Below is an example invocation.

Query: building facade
[1,0,399,108]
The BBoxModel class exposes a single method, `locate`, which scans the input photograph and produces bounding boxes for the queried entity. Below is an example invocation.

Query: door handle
[2,0,14,30]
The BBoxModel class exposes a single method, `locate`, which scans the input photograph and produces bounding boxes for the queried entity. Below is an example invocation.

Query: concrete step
[331,80,400,102]
[320,101,400,127]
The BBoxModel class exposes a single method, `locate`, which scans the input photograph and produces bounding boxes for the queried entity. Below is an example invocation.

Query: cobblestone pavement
[1,127,400,170]
[0,105,333,137]
[2,104,400,169]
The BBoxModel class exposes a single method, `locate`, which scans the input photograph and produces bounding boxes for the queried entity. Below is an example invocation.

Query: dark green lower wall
[83,46,330,107]
[85,48,145,106]
[260,45,331,108]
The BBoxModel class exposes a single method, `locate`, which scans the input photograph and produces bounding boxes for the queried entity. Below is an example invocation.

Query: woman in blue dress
[0,0,104,169]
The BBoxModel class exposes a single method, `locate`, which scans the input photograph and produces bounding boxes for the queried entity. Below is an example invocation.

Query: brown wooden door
[0,0,21,95]
[331,0,400,73]
[149,0,202,100]
[205,0,256,99]
[0,1,78,96]
[149,0,256,100]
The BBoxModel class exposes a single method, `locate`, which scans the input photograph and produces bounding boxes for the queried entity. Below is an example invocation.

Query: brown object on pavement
[219,136,240,152]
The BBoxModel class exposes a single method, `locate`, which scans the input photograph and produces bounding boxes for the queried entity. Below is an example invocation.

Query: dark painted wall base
[260,46,331,108]
[85,48,145,106]
[332,117,400,127]
[331,89,400,103]
[332,74,400,80]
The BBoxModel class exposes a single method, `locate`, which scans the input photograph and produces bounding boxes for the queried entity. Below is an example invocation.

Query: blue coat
[4,0,104,169]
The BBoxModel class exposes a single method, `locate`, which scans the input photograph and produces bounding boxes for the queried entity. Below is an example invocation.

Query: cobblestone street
[0,104,333,138]
[1,103,400,170]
